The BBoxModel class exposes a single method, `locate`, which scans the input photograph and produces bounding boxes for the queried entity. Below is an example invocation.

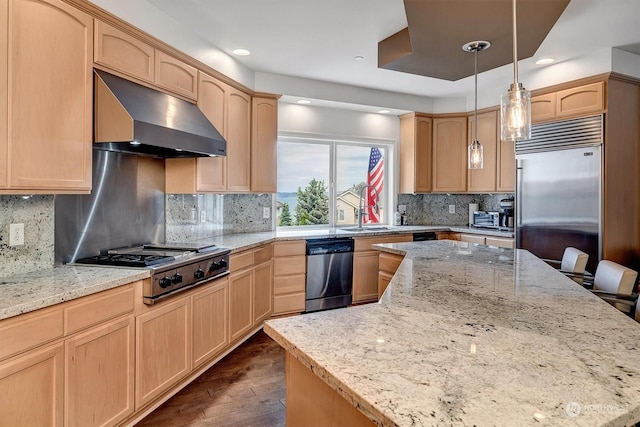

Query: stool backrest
[560,247,588,274]
[594,260,638,295]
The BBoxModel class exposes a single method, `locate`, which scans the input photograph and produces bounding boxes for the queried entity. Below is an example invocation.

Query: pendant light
[463,41,490,169]
[500,0,531,141]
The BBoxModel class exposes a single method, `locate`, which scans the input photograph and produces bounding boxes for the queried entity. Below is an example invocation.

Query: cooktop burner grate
[75,253,175,267]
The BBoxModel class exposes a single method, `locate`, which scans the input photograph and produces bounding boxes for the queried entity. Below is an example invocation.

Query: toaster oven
[473,211,500,228]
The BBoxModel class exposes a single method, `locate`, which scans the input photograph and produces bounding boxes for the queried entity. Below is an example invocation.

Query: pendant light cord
[474,47,478,142]
[512,0,518,85]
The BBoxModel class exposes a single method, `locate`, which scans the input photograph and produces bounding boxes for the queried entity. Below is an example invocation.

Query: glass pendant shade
[468,140,483,169]
[501,82,531,141]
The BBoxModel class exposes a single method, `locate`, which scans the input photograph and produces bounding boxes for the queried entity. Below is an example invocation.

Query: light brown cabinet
[399,113,432,193]
[467,111,498,192]
[432,116,467,193]
[532,81,605,123]
[455,233,514,248]
[254,260,274,324]
[191,278,229,368]
[65,315,134,427]
[496,139,515,192]
[94,20,154,83]
[135,296,191,409]
[229,269,254,341]
[353,234,412,303]
[227,88,252,192]
[154,50,198,100]
[272,241,306,316]
[251,95,279,193]
[377,252,405,297]
[0,341,64,426]
[0,0,92,193]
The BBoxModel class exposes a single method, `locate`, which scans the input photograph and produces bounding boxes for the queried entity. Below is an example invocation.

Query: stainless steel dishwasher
[305,238,354,312]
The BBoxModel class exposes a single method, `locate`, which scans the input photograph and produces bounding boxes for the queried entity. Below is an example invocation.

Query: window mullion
[329,141,337,227]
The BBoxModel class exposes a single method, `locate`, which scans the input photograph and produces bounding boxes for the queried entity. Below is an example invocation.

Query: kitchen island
[264,240,640,426]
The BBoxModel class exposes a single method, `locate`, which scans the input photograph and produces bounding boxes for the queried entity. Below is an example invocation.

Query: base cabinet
[272,241,306,315]
[191,279,229,368]
[0,342,64,426]
[65,316,134,427]
[135,296,191,409]
[229,269,254,342]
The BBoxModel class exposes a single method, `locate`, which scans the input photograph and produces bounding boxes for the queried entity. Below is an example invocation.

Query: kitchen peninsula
[264,241,640,426]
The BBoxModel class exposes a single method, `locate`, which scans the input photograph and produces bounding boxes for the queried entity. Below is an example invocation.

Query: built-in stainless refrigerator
[516,115,603,273]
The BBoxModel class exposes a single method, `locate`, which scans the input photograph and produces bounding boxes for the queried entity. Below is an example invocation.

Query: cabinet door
[399,115,432,193]
[496,139,515,192]
[94,20,154,83]
[556,82,604,119]
[467,111,497,192]
[0,0,6,188]
[135,297,191,409]
[192,278,229,367]
[66,316,134,427]
[251,96,278,193]
[8,0,92,191]
[459,234,485,244]
[432,117,467,192]
[226,88,252,192]
[229,269,253,342]
[531,93,556,123]
[0,342,64,426]
[154,50,198,100]
[352,251,379,303]
[253,260,273,325]
[377,271,394,299]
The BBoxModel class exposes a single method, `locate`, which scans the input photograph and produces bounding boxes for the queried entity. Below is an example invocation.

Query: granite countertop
[264,241,640,426]
[0,225,513,322]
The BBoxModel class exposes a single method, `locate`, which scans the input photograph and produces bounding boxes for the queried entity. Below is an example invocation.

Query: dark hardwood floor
[135,330,286,427]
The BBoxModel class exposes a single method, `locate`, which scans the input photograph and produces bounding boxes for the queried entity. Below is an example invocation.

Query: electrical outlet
[200,210,206,223]
[263,207,271,219]
[448,205,455,214]
[398,205,407,214]
[9,223,24,246]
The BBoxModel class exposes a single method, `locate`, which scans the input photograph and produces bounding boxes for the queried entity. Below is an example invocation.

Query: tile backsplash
[0,195,54,277]
[397,193,513,226]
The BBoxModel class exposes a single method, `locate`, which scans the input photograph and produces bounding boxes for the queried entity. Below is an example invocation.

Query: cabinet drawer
[274,275,306,295]
[273,256,306,276]
[0,308,64,360]
[459,234,486,244]
[274,241,306,257]
[379,253,404,274]
[230,250,254,272]
[485,237,515,249]
[254,244,273,264]
[65,284,135,334]
[273,293,305,315]
[354,234,412,252]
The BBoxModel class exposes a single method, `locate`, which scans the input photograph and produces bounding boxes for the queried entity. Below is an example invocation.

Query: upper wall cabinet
[94,20,197,100]
[532,81,605,124]
[94,20,154,84]
[0,0,93,194]
[399,114,432,193]
[432,116,467,193]
[251,95,278,193]
[226,88,252,193]
[467,111,498,193]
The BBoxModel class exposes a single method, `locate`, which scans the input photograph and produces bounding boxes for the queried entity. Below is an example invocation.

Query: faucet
[358,184,379,229]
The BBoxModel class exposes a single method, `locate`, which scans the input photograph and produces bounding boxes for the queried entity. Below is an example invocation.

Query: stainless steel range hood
[94,70,226,158]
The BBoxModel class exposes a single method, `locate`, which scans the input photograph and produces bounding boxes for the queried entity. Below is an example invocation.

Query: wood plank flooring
[135,330,286,427]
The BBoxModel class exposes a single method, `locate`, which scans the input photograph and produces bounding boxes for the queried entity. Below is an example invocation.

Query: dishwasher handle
[306,238,354,255]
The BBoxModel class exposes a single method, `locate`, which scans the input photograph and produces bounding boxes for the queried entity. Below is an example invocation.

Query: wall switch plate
[200,210,206,223]
[449,205,455,214]
[9,223,24,246]
[263,207,271,219]
[398,205,407,214]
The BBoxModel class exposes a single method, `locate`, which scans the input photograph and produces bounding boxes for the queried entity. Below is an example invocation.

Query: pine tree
[294,178,329,225]
[279,202,293,226]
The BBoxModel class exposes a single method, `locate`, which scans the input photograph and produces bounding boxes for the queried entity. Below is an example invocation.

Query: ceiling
[128,0,639,108]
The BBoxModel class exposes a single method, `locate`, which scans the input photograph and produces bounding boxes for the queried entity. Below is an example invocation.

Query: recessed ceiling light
[535,58,555,65]
[354,56,364,61]
[377,109,391,114]
[297,100,311,105]
[232,48,251,56]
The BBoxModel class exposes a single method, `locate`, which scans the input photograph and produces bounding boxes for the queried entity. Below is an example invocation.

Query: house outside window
[277,135,392,228]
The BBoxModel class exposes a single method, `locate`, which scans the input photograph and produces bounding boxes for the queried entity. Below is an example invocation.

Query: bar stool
[588,260,638,314]
[544,247,590,284]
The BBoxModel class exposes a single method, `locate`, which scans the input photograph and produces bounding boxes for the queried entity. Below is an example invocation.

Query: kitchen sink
[343,226,390,232]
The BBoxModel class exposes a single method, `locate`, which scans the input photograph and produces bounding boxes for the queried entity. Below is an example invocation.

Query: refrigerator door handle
[515,158,523,248]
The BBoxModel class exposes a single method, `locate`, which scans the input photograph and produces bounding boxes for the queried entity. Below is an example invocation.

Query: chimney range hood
[94,70,226,158]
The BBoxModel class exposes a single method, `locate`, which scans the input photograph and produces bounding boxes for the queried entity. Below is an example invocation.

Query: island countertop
[264,240,640,426]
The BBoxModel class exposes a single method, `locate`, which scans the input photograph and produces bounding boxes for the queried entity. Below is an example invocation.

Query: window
[276,136,391,228]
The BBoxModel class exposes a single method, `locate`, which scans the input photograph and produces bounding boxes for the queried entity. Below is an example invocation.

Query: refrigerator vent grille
[515,114,603,154]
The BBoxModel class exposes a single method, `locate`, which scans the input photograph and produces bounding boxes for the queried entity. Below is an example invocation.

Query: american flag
[365,147,384,223]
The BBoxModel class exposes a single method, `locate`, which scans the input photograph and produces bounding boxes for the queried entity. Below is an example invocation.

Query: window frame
[276,132,395,229]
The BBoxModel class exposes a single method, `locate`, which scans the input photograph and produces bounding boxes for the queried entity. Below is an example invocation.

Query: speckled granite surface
[265,241,640,427]
[0,266,149,320]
